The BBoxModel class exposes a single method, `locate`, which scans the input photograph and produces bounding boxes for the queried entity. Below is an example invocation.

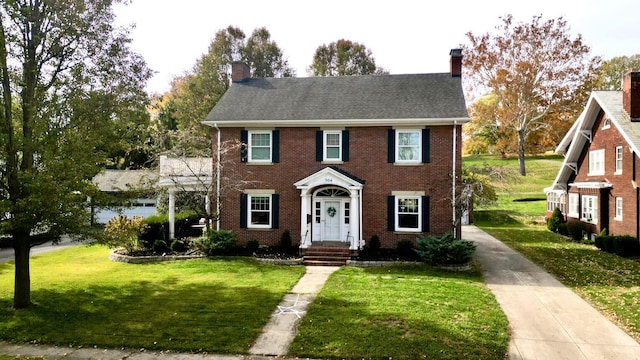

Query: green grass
[288,265,509,360]
[465,154,640,342]
[0,245,305,354]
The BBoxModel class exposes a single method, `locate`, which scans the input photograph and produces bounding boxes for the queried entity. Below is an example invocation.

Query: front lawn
[0,245,305,354]
[288,265,509,360]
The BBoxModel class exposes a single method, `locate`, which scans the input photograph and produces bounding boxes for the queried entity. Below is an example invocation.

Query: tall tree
[164,26,294,156]
[464,15,601,175]
[592,55,640,90]
[308,39,388,76]
[0,0,151,308]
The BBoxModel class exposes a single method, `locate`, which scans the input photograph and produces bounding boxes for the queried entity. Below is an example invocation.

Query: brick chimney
[623,71,640,120]
[231,61,251,83]
[450,48,463,78]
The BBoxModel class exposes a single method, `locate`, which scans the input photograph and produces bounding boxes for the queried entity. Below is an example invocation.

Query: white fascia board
[203,117,470,128]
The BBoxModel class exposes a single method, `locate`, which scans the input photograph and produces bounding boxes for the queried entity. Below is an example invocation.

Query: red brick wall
[570,111,638,237]
[212,125,461,248]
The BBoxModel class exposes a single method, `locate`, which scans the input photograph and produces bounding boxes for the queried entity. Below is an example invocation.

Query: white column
[169,188,176,240]
[300,192,311,248]
[350,190,360,250]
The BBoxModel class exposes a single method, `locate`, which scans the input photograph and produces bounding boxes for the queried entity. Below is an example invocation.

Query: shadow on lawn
[0,279,282,354]
[289,285,507,359]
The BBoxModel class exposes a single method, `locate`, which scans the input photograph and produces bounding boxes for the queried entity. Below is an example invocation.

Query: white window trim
[248,130,272,163]
[395,129,422,164]
[602,117,611,130]
[581,195,597,224]
[395,196,422,232]
[615,146,623,175]
[568,193,579,218]
[588,149,605,176]
[615,197,623,221]
[247,194,272,229]
[323,130,342,162]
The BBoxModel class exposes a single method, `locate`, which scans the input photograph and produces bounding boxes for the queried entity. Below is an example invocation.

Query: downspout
[452,120,458,238]
[359,189,363,249]
[214,123,221,231]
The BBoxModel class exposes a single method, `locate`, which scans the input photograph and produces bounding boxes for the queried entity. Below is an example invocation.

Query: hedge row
[139,211,203,246]
[594,235,640,257]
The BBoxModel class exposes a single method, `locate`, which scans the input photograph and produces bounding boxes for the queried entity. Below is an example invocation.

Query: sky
[113,0,640,95]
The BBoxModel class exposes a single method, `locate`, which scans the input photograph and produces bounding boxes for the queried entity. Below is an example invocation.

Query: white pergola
[158,156,213,239]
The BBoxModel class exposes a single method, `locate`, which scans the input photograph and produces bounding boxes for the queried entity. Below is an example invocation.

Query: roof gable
[547,90,639,192]
[203,73,468,127]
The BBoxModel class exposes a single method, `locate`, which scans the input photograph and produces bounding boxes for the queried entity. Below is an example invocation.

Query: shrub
[280,230,292,249]
[367,235,381,252]
[557,223,569,236]
[152,240,169,254]
[396,239,415,257]
[613,236,640,257]
[140,211,201,246]
[546,207,565,233]
[566,221,586,242]
[417,232,476,265]
[102,215,148,253]
[170,239,187,253]
[594,235,605,250]
[246,239,260,253]
[195,230,237,256]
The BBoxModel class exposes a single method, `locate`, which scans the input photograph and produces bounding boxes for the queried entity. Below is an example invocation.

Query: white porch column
[300,193,312,248]
[349,190,360,250]
[169,188,176,240]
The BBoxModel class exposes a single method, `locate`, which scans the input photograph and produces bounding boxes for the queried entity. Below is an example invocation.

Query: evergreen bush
[195,230,237,256]
[546,207,565,233]
[417,232,476,265]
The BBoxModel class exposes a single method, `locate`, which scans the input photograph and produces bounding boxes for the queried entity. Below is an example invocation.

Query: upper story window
[396,130,421,163]
[615,146,623,174]
[316,130,349,162]
[388,129,430,165]
[249,131,272,162]
[324,131,342,161]
[588,149,605,176]
[241,130,280,164]
[602,117,611,129]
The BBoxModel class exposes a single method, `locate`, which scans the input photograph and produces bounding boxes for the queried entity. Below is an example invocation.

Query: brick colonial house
[202,49,469,251]
[545,72,640,240]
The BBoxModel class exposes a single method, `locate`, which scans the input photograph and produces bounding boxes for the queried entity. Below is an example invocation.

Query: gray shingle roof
[92,170,158,192]
[203,73,468,125]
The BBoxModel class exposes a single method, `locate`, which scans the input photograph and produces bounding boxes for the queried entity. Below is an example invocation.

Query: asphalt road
[0,236,82,263]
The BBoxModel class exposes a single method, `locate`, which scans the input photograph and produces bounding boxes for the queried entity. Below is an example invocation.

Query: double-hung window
[568,193,579,218]
[324,131,342,161]
[240,192,279,229]
[396,196,421,231]
[248,195,271,228]
[581,195,597,223]
[615,197,623,220]
[396,130,421,163]
[588,149,605,176]
[249,131,272,162]
[615,146,623,174]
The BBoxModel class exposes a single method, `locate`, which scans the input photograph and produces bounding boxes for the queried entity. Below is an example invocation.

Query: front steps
[302,243,350,266]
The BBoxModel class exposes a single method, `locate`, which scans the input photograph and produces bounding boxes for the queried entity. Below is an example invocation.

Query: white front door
[323,200,341,241]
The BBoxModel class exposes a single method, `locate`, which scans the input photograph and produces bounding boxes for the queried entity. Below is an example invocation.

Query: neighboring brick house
[545,72,640,240]
[202,49,469,251]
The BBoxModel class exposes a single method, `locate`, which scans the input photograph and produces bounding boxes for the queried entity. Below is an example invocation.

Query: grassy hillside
[463,154,563,221]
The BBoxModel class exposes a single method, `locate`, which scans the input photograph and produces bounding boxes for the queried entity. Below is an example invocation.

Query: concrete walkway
[249,266,339,356]
[464,224,640,360]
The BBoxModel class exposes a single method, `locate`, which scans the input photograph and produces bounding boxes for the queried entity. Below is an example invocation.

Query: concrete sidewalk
[464,224,640,359]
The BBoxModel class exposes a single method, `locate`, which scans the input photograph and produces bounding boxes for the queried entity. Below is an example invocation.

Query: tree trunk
[517,129,527,176]
[13,234,31,308]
